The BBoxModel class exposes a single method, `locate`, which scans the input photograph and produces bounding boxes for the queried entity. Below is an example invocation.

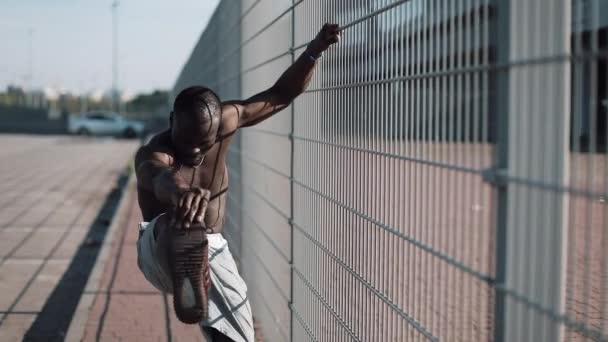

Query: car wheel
[123,127,137,139]
[78,127,91,136]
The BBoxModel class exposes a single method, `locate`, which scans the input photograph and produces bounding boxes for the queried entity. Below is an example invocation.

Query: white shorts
[137,214,254,342]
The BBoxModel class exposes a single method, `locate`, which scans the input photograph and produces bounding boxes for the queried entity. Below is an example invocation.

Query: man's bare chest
[173,158,227,191]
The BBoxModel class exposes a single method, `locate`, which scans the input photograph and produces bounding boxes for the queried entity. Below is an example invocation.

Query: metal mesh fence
[173,0,608,340]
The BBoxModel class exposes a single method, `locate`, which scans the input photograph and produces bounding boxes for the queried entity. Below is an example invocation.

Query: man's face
[170,111,219,166]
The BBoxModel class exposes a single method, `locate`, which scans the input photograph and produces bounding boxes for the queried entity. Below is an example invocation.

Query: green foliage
[126,90,169,113]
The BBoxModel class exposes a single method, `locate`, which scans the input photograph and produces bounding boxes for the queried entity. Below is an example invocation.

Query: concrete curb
[64,174,135,342]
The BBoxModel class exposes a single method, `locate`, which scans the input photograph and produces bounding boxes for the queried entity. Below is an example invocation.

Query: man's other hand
[170,188,211,229]
[307,23,341,57]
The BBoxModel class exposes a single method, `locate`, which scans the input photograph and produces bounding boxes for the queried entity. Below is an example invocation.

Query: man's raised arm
[135,147,210,229]
[135,147,186,205]
[223,23,341,128]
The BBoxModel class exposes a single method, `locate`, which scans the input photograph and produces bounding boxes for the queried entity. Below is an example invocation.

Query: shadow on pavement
[24,171,130,341]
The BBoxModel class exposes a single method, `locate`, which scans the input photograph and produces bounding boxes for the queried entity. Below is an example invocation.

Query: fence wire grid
[173,0,608,341]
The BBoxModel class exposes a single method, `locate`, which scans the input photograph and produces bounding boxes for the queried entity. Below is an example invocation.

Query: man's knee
[209,328,233,341]
[153,213,169,240]
[151,213,173,278]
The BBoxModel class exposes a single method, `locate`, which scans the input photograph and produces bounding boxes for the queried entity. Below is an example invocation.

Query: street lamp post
[25,28,34,107]
[112,1,119,112]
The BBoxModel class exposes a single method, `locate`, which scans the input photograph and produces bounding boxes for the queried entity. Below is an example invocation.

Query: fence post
[493,0,571,341]
[492,0,510,339]
[289,1,296,341]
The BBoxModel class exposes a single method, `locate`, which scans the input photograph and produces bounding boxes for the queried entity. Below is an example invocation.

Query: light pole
[28,29,33,89]
[112,1,119,112]
[25,28,34,107]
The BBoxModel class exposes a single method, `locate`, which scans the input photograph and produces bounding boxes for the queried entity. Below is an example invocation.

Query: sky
[0,0,219,95]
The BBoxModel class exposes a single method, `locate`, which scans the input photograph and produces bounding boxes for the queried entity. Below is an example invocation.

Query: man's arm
[135,146,185,204]
[135,146,210,228]
[223,23,341,128]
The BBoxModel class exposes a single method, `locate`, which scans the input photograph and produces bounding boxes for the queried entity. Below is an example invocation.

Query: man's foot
[167,227,209,324]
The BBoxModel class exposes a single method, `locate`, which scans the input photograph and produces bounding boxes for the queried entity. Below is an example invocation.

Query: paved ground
[0,135,138,341]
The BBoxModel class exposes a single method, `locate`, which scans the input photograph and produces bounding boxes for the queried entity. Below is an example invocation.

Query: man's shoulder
[144,130,171,148]
[220,101,242,135]
[135,131,173,165]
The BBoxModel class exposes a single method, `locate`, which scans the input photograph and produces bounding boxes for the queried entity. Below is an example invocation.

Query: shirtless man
[134,24,340,341]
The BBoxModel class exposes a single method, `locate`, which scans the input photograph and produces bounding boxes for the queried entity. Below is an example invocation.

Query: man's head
[170,86,221,166]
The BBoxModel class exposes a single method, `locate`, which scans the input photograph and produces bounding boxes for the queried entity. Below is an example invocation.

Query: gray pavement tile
[0,259,43,311]
[51,227,90,260]
[11,207,59,227]
[74,205,106,227]
[2,227,35,232]
[45,206,86,226]
[0,192,21,204]
[0,314,37,341]
[7,226,68,232]
[12,196,50,209]
[0,197,21,209]
[0,229,32,258]
[12,228,65,259]
[14,260,71,312]
[0,208,24,226]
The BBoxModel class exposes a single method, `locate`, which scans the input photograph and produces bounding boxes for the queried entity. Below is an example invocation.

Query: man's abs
[137,186,227,234]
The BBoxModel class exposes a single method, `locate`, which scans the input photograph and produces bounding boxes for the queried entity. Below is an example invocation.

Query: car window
[86,113,115,121]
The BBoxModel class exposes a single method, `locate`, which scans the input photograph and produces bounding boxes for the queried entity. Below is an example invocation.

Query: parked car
[68,111,146,138]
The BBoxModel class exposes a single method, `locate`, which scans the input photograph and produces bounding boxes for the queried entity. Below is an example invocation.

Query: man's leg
[208,327,235,341]
[151,214,172,276]
[137,214,173,293]
[152,213,210,295]
[200,327,213,341]
[152,214,215,327]
[146,216,243,341]
[139,215,218,339]
[199,326,234,341]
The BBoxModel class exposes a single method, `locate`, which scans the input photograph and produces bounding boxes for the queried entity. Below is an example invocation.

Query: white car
[68,111,146,138]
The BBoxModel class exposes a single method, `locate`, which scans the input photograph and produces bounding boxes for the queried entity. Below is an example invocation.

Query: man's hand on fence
[307,23,341,57]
